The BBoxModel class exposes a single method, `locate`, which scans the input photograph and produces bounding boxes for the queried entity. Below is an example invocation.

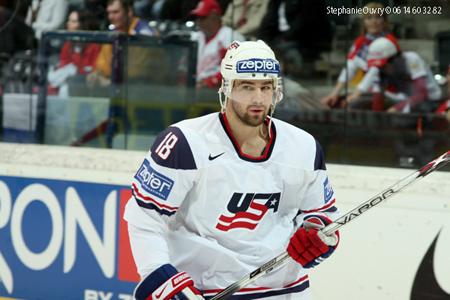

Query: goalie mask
[218,40,283,112]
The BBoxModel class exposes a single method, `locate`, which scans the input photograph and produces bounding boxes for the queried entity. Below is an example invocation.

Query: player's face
[364,14,384,34]
[229,80,274,127]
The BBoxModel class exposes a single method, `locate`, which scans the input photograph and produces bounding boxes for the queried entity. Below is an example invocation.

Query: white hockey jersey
[358,52,442,102]
[124,112,339,299]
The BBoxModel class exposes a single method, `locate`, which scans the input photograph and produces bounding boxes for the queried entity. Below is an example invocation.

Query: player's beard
[230,99,269,127]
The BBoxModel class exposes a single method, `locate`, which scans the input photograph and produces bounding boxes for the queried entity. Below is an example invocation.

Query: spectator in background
[364,37,442,113]
[159,0,197,21]
[0,5,35,56]
[0,0,30,19]
[258,0,331,78]
[25,0,69,39]
[218,0,231,12]
[87,0,157,87]
[58,9,100,71]
[47,9,101,96]
[190,0,244,90]
[221,0,269,40]
[84,0,107,29]
[133,0,153,20]
[159,0,230,22]
[321,2,399,108]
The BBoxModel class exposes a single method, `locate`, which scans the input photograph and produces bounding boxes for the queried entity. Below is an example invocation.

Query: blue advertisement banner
[0,176,139,300]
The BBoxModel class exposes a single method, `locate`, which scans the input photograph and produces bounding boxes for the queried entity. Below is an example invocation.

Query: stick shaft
[211,151,450,300]
[323,151,450,235]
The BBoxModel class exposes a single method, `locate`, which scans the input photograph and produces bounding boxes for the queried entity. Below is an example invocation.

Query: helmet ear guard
[219,78,232,97]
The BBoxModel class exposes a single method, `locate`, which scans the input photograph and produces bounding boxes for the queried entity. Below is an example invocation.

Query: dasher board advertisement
[0,176,139,300]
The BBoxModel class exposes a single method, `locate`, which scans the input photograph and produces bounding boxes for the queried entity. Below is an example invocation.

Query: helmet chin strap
[267,91,282,139]
[218,90,226,113]
[218,79,232,113]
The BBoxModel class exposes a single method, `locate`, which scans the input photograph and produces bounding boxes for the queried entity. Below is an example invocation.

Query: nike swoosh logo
[155,283,168,299]
[208,152,225,161]
[411,230,450,299]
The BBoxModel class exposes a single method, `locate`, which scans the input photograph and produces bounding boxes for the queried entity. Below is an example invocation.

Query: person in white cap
[364,37,442,113]
[124,40,340,300]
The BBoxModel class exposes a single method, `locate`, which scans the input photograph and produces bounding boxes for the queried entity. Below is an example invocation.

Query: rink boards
[0,143,449,300]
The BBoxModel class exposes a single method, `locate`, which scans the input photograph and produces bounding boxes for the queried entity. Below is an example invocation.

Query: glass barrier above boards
[0,9,449,171]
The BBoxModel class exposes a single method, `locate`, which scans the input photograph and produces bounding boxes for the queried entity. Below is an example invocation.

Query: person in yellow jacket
[87,0,157,86]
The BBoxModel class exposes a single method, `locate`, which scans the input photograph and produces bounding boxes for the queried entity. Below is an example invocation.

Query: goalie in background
[124,40,340,300]
[364,37,442,113]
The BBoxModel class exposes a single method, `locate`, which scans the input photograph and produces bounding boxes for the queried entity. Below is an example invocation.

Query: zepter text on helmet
[236,59,280,75]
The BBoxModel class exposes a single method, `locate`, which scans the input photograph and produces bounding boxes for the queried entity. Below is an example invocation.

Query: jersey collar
[218,112,276,162]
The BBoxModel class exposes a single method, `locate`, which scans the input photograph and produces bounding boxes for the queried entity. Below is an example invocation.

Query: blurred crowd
[0,0,449,119]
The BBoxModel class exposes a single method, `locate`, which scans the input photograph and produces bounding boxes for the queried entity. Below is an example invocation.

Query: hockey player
[321,2,399,108]
[124,40,340,300]
[365,37,442,113]
[190,0,245,90]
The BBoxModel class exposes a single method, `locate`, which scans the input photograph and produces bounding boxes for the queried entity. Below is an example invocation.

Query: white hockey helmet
[219,40,283,110]
[367,37,399,68]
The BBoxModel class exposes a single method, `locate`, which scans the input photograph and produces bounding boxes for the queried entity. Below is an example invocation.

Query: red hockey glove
[134,264,204,300]
[287,215,339,269]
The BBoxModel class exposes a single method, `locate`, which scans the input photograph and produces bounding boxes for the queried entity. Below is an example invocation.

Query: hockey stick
[210,150,450,300]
